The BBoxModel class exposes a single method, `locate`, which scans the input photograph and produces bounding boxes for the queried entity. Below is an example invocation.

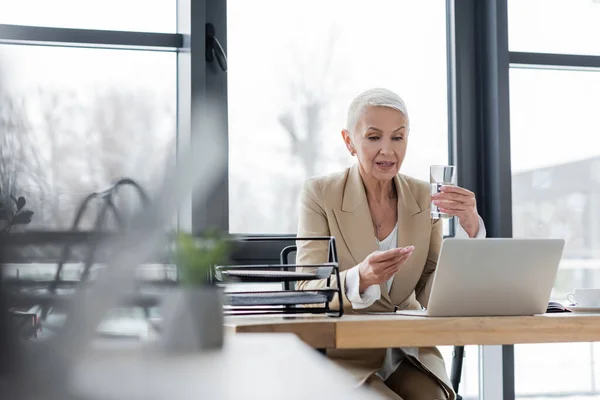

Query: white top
[344,217,487,380]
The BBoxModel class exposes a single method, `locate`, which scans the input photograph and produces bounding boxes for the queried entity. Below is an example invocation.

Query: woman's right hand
[358,246,414,293]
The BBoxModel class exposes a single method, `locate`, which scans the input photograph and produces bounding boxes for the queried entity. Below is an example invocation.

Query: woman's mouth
[376,161,396,171]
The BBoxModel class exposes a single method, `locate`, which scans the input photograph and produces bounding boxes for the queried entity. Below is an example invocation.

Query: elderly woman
[296,88,486,400]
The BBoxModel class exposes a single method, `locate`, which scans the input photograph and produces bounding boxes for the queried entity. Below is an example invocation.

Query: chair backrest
[280,245,297,265]
[280,245,297,290]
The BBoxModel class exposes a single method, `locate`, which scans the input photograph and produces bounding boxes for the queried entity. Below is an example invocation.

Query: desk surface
[226,313,600,349]
[72,334,379,400]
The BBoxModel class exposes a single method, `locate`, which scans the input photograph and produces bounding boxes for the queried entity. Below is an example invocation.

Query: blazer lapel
[395,173,423,249]
[388,174,425,303]
[333,164,377,266]
[333,164,391,304]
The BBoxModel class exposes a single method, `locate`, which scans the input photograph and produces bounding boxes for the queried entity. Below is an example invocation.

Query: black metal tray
[224,289,336,306]
[214,265,334,283]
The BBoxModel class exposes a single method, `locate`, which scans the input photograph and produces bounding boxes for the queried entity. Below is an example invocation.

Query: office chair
[279,244,464,399]
[280,245,297,291]
[451,347,464,399]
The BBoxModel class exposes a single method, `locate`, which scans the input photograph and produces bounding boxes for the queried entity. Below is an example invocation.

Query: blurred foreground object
[0,99,226,399]
[71,334,380,400]
[160,231,230,353]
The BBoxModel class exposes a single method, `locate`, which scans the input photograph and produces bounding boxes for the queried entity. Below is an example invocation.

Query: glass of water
[430,165,457,219]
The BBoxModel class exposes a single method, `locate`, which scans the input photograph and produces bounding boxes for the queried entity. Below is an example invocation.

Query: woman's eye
[393,136,404,141]
[368,136,379,141]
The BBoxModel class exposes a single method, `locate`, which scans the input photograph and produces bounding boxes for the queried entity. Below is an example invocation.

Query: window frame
[0,24,182,49]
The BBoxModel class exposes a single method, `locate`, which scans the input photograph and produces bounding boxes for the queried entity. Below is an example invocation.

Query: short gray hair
[346,88,409,133]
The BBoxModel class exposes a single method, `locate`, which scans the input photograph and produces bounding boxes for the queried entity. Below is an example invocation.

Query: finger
[373,253,407,270]
[437,210,458,218]
[439,185,474,197]
[377,246,414,263]
[437,207,470,219]
[437,203,471,213]
[381,270,398,281]
[382,254,413,279]
[432,192,475,204]
[381,251,413,273]
[380,264,401,280]
[370,248,404,263]
[372,253,412,279]
[433,200,472,211]
[371,247,413,266]
[433,199,476,211]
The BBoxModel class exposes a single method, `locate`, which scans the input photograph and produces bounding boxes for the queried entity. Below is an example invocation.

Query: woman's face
[342,106,408,182]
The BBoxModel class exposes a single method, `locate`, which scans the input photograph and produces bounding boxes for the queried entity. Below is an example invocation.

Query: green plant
[174,231,230,286]
[0,189,34,234]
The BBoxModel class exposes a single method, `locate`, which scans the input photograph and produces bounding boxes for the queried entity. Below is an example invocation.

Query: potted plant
[160,231,230,353]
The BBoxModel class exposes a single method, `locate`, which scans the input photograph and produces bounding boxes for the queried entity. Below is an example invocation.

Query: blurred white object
[72,334,381,400]
[159,287,224,352]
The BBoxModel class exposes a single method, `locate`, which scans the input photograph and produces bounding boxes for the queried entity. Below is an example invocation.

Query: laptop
[396,238,565,317]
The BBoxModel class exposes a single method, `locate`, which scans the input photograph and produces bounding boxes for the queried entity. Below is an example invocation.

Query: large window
[0,0,180,343]
[227,0,449,234]
[511,67,600,399]
[509,1,600,396]
[0,45,176,230]
[226,2,479,396]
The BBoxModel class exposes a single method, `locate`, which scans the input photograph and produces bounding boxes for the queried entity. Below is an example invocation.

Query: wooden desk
[71,334,380,400]
[226,313,600,349]
[224,315,336,348]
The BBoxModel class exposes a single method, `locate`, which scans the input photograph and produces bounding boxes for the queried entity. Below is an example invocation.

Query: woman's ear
[341,129,356,155]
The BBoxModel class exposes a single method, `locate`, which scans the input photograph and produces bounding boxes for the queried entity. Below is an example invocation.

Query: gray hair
[346,88,409,133]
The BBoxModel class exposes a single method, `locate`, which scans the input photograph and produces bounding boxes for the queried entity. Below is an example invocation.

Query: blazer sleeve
[296,179,352,312]
[415,217,443,307]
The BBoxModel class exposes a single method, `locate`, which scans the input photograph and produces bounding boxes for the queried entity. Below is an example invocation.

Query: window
[0,2,181,341]
[227,0,449,234]
[0,0,176,33]
[508,0,600,56]
[226,1,475,395]
[0,45,176,230]
[508,2,600,398]
[511,67,600,398]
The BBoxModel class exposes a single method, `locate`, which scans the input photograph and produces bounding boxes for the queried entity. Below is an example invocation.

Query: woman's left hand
[431,185,481,237]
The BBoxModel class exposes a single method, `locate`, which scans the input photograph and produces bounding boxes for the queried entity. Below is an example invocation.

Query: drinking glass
[430,165,457,219]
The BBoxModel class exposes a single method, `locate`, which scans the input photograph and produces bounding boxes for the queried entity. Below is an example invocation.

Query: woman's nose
[380,141,393,155]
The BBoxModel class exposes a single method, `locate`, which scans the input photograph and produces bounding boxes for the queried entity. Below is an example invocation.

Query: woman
[296,88,486,399]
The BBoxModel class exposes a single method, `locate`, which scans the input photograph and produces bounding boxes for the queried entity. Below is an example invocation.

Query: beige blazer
[296,163,453,397]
